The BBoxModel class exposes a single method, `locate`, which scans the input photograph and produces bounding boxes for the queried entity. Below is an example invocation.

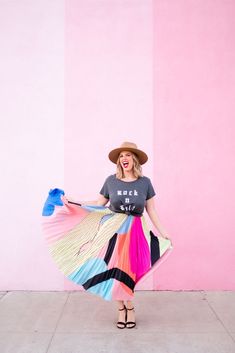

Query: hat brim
[108,147,148,165]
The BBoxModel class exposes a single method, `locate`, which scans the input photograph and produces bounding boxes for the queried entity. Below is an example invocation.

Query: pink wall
[153,0,235,289]
[0,0,234,291]
[0,1,65,290]
[64,0,155,290]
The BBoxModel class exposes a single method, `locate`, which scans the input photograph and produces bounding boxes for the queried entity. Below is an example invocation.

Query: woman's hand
[61,195,72,205]
[159,233,173,245]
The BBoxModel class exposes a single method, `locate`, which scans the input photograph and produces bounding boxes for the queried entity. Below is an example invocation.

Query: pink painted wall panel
[0,1,65,290]
[153,0,235,289]
[64,0,155,290]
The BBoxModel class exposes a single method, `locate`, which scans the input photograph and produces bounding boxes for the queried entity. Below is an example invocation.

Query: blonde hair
[116,151,143,179]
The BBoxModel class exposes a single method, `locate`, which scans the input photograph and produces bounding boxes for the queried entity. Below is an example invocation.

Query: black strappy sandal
[126,306,136,328]
[116,305,127,329]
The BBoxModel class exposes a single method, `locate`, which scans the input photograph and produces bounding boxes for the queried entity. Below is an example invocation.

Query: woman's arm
[64,194,109,207]
[145,196,172,242]
[96,194,109,206]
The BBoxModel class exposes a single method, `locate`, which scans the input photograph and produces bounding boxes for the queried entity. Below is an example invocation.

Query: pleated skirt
[42,188,172,301]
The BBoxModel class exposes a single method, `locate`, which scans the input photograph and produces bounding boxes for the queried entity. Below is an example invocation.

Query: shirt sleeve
[99,177,110,199]
[146,178,156,200]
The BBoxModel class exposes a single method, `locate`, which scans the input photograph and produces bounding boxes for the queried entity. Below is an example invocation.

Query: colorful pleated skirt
[42,188,173,301]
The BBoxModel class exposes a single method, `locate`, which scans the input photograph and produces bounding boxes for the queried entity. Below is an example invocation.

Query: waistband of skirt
[108,207,143,217]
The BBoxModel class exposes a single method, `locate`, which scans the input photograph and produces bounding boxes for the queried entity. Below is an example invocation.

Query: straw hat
[108,141,148,165]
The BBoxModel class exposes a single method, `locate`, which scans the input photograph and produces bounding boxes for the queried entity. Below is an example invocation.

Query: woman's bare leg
[117,300,125,309]
[116,300,126,327]
[125,300,136,327]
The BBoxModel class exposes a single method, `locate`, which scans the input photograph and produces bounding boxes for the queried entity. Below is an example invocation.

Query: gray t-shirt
[99,174,156,216]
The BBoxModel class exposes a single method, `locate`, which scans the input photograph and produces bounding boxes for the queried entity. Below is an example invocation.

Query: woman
[42,141,172,329]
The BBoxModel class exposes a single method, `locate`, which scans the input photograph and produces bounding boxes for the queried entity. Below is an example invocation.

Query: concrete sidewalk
[0,290,234,353]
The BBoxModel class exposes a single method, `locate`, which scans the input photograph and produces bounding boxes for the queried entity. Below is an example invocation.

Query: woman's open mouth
[122,161,129,168]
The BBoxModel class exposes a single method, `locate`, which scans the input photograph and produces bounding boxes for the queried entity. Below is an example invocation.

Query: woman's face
[119,150,134,172]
